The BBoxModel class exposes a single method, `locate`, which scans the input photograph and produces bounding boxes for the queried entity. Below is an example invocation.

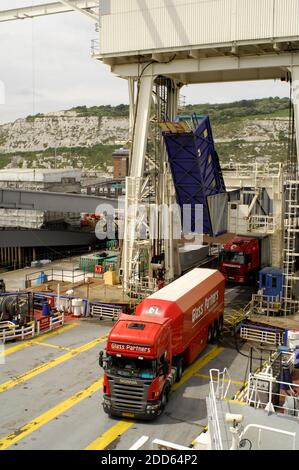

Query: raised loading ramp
[162,116,226,235]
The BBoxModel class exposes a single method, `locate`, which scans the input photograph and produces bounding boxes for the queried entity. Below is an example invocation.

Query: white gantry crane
[1,0,299,312]
[0,1,99,22]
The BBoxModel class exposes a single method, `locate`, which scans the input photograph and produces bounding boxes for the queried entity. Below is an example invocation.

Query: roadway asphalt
[0,301,258,451]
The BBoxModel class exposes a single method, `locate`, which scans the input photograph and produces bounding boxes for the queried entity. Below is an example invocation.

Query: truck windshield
[223,251,246,264]
[107,355,157,380]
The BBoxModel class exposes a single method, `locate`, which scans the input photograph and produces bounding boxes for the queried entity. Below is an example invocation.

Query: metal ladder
[282,180,299,316]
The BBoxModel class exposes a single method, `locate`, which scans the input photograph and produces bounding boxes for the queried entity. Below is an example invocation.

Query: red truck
[99,268,225,419]
[220,236,270,284]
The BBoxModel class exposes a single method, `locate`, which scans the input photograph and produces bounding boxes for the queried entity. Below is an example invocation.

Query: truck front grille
[108,377,149,412]
[224,267,240,277]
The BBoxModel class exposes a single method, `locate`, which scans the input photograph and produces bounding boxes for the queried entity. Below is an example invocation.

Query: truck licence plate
[122,412,135,418]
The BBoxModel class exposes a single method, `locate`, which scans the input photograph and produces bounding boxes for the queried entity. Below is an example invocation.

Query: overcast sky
[0,0,290,124]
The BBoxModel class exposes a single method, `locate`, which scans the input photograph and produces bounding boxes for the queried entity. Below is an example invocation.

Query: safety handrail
[240,424,296,450]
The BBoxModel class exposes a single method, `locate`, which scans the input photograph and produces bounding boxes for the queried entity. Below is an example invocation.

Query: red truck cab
[100,268,225,419]
[220,236,260,284]
[102,315,172,419]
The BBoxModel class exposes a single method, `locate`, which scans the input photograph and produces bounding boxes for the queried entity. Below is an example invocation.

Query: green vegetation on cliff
[25,97,291,122]
[0,97,292,170]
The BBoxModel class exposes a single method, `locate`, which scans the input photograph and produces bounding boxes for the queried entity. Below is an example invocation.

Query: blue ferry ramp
[161,115,227,236]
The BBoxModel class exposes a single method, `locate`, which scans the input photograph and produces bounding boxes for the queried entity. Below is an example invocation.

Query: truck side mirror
[99,351,104,368]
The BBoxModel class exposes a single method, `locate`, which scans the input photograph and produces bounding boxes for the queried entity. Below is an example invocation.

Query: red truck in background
[220,236,270,284]
[99,268,225,419]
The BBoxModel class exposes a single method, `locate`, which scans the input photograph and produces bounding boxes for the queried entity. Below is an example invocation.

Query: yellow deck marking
[225,399,246,406]
[195,373,244,386]
[85,346,224,450]
[0,345,223,451]
[85,421,134,451]
[0,335,107,394]
[0,379,103,451]
[34,342,73,352]
[0,322,79,358]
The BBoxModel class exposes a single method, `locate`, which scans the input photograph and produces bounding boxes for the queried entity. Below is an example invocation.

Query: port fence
[25,268,99,288]
[0,312,65,344]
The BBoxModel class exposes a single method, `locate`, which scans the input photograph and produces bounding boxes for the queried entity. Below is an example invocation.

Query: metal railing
[0,321,35,343]
[89,302,123,321]
[230,422,297,450]
[128,278,158,300]
[36,313,65,336]
[0,312,65,343]
[222,162,283,178]
[246,358,298,418]
[251,293,282,316]
[207,369,232,450]
[91,38,100,55]
[248,215,280,234]
[240,323,286,346]
[25,268,97,288]
[210,368,231,400]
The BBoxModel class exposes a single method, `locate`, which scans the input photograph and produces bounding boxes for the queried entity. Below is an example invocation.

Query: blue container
[259,267,283,298]
[36,271,48,286]
[42,302,51,317]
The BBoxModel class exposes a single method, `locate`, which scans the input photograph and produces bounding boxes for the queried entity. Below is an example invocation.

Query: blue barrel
[42,302,51,317]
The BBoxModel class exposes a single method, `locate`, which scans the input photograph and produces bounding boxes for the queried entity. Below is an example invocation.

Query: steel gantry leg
[123,73,154,291]
[162,80,182,282]
[122,74,182,293]
[129,74,154,178]
[128,78,136,142]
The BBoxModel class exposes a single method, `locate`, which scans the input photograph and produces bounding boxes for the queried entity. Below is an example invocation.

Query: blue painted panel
[259,267,284,298]
[163,115,226,234]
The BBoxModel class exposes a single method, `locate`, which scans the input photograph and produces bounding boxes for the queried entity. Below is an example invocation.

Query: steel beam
[0,189,118,213]
[0,1,98,22]
[0,229,96,248]
[58,0,98,21]
[110,53,299,82]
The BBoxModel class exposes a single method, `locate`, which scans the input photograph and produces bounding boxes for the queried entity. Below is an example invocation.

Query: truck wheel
[157,385,170,416]
[213,320,219,341]
[175,358,184,383]
[208,326,213,344]
[219,316,224,335]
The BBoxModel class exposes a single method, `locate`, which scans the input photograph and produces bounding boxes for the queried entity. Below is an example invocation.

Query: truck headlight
[103,398,111,406]
[146,404,160,411]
